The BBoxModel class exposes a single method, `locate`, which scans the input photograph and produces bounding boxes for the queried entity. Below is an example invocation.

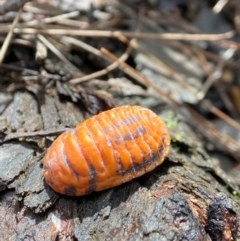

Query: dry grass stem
[37,34,82,76]
[0,8,22,63]
[66,37,134,84]
[0,28,234,41]
[20,11,80,27]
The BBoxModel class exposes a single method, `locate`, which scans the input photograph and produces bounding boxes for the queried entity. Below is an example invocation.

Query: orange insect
[43,106,171,196]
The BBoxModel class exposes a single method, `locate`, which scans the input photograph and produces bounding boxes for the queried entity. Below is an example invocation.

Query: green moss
[166,116,179,129]
[232,190,238,197]
[173,133,184,142]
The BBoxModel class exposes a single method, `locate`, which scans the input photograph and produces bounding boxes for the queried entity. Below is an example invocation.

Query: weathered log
[0,91,240,240]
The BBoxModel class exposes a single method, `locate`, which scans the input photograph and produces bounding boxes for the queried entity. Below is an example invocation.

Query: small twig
[0,36,34,47]
[183,104,240,162]
[202,100,240,132]
[218,40,240,51]
[0,8,22,63]
[197,60,224,100]
[128,39,197,95]
[62,36,133,84]
[101,48,152,87]
[200,48,240,70]
[56,19,89,29]
[37,34,83,76]
[0,128,67,144]
[61,36,107,59]
[213,0,230,13]
[100,47,177,105]
[214,82,238,119]
[19,11,80,27]
[70,60,126,84]
[197,48,236,100]
[0,28,234,41]
[23,3,55,15]
[0,63,38,74]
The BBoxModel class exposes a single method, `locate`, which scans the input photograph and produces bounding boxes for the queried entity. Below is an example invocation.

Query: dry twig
[0,8,22,63]
[37,34,83,76]
[64,36,134,84]
[0,28,235,41]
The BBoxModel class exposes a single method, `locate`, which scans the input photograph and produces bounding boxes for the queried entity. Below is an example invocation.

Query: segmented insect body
[43,106,171,196]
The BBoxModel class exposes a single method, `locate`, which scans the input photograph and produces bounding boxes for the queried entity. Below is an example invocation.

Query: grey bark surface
[0,91,239,241]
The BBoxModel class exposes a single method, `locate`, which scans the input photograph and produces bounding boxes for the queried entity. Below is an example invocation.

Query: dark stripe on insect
[99,112,126,175]
[123,116,139,126]
[64,129,98,194]
[113,116,138,128]
[118,144,164,175]
[130,108,154,172]
[118,108,148,175]
[123,126,146,141]
[64,186,77,196]
[85,165,97,194]
[136,110,157,160]
[61,134,80,180]
[111,108,137,169]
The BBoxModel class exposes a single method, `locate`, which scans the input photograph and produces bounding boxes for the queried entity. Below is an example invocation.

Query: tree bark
[0,91,239,241]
